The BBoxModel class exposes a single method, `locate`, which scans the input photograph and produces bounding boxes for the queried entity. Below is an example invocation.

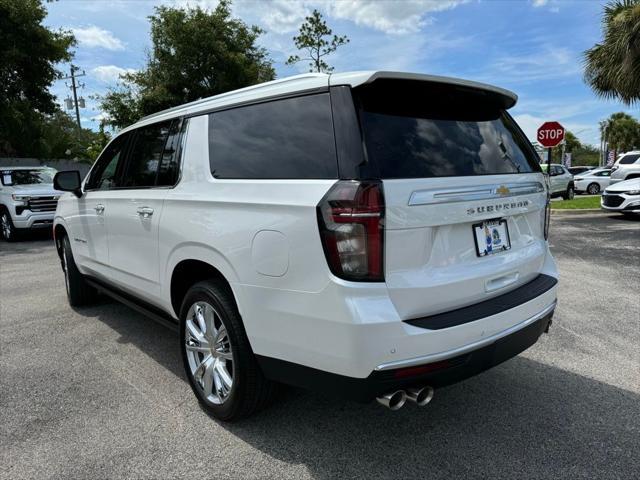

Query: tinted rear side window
[208,93,337,179]
[356,80,540,178]
[619,154,640,165]
[123,120,172,188]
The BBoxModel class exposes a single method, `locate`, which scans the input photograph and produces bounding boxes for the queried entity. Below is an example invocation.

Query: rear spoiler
[332,71,517,110]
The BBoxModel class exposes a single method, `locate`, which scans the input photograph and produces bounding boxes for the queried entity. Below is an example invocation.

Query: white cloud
[92,65,136,84]
[90,112,110,123]
[531,0,560,12]
[485,45,581,83]
[327,0,468,35]
[229,0,468,35]
[258,0,308,32]
[72,26,125,51]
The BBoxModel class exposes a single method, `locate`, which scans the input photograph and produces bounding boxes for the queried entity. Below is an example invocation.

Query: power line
[61,64,86,129]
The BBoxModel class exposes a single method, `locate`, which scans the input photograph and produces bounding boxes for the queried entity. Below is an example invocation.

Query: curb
[550,208,606,215]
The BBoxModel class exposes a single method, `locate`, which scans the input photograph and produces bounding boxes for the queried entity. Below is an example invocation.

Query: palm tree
[606,112,640,151]
[584,0,640,105]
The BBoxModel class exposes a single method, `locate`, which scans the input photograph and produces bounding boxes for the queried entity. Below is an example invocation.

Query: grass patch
[551,195,601,210]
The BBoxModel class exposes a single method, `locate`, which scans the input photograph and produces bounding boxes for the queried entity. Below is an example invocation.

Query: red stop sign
[537,121,565,148]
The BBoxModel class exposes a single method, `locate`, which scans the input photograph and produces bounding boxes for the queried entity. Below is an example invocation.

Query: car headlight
[11,194,30,205]
[625,190,640,196]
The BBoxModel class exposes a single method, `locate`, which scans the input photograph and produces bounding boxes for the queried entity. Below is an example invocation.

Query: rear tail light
[317,180,385,282]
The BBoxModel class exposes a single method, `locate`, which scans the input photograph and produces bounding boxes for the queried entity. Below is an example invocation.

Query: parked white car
[601,177,640,214]
[610,151,640,185]
[53,71,558,420]
[574,168,612,195]
[0,166,60,241]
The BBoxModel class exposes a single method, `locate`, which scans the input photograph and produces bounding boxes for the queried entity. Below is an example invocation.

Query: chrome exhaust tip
[406,386,434,407]
[376,390,407,410]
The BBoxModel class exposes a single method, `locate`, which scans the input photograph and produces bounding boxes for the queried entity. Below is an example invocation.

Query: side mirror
[54,171,82,198]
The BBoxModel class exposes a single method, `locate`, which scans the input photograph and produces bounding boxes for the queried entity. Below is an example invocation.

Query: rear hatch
[355,79,549,319]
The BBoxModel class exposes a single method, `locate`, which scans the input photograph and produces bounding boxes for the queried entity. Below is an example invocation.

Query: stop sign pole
[537,121,565,172]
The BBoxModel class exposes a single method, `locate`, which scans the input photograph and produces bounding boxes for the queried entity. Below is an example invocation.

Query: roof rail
[139,72,328,122]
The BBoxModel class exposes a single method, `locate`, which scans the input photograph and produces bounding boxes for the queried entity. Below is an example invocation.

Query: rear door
[354,80,548,319]
[105,119,182,302]
[548,165,564,193]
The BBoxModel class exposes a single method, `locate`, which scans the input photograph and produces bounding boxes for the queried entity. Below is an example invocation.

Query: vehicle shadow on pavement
[607,214,640,222]
[0,234,53,256]
[80,302,638,479]
[221,358,638,479]
[74,300,185,380]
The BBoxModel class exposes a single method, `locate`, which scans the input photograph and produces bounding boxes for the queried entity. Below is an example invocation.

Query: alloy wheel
[1,213,11,240]
[184,301,234,405]
[588,183,600,195]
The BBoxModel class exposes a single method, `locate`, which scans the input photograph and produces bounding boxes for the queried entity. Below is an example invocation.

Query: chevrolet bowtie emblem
[496,185,511,196]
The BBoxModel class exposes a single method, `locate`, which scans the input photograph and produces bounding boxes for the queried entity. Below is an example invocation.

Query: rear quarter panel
[157,115,337,323]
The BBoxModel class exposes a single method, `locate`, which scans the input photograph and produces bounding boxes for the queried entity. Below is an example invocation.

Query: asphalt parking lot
[1,213,639,479]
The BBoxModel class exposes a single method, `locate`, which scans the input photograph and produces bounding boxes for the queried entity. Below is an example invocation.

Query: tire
[1,208,17,242]
[562,185,575,200]
[180,280,276,421]
[587,183,600,195]
[61,235,98,306]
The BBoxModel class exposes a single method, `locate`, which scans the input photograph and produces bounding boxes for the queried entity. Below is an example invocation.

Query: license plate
[473,219,511,257]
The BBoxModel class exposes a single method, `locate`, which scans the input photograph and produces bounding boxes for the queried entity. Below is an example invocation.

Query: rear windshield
[355,80,540,178]
[1,168,56,186]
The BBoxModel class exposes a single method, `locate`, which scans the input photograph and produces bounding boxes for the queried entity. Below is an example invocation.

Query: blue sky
[44,0,635,146]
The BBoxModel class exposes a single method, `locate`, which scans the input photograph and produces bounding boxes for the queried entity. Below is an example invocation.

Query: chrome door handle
[94,204,105,214]
[137,206,154,218]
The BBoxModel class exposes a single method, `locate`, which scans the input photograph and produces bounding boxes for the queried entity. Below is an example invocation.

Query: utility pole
[62,65,86,129]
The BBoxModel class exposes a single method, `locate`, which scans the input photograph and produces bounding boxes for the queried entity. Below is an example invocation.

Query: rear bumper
[257,302,555,402]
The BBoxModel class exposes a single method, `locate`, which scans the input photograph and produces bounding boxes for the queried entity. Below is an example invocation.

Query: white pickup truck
[0,167,60,241]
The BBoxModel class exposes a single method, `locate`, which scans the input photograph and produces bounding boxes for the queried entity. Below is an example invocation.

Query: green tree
[84,122,111,161]
[0,0,75,156]
[100,1,275,129]
[35,110,107,162]
[286,9,349,73]
[563,131,582,153]
[572,144,601,166]
[605,112,640,151]
[584,0,640,105]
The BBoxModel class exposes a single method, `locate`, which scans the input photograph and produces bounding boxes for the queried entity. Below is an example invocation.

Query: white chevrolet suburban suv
[0,166,60,241]
[610,151,640,185]
[53,72,558,420]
